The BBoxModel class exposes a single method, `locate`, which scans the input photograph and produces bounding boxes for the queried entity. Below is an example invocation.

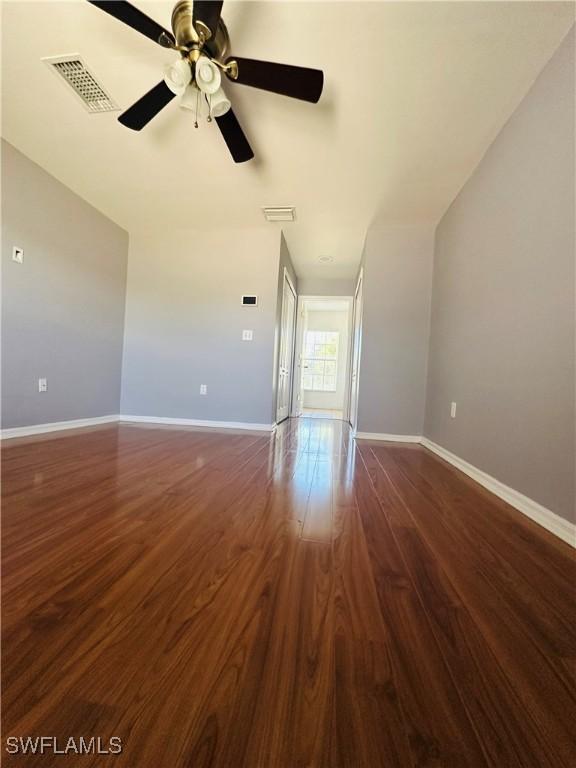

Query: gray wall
[298,277,355,296]
[424,28,575,522]
[120,228,281,426]
[357,226,434,436]
[1,140,128,428]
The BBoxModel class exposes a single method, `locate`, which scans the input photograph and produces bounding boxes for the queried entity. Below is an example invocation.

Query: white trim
[1,414,277,439]
[421,437,575,548]
[4,414,570,545]
[276,268,298,424]
[1,415,119,440]
[283,266,297,299]
[348,270,364,431]
[291,296,307,418]
[119,415,276,433]
[354,432,422,443]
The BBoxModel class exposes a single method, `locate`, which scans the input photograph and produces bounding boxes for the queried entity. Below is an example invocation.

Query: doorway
[291,296,353,421]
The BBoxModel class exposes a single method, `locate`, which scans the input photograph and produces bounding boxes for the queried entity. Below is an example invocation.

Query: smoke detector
[319,255,333,263]
[262,207,296,222]
[43,54,119,113]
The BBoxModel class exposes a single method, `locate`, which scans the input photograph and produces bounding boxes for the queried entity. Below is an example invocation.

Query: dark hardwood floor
[2,418,575,767]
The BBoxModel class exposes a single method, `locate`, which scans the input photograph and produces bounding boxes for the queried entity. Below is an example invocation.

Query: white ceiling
[2,1,574,278]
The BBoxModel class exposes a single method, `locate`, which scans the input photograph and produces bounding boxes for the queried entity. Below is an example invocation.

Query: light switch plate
[200,384,207,395]
[242,330,253,341]
[450,401,457,418]
[38,378,47,393]
[12,246,24,264]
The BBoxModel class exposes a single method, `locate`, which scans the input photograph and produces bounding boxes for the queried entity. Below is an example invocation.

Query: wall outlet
[38,378,48,393]
[242,330,253,341]
[200,384,207,395]
[12,246,24,264]
[450,401,457,418]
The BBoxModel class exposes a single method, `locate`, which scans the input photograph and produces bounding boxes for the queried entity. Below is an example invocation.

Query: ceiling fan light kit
[195,57,221,95]
[209,88,231,118]
[163,58,191,96]
[179,83,199,110]
[88,0,324,162]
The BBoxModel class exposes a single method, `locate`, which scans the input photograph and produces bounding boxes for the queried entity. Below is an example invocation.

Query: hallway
[2,418,575,767]
[301,407,344,420]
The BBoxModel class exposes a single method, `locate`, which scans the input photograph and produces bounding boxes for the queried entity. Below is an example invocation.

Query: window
[302,331,339,392]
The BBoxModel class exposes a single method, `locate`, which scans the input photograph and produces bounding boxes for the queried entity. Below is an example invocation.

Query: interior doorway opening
[292,296,353,421]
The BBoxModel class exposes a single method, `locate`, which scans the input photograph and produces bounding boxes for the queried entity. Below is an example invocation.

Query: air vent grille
[262,207,296,222]
[43,55,119,113]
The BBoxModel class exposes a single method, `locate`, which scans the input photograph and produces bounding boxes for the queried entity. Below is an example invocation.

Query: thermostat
[242,295,258,306]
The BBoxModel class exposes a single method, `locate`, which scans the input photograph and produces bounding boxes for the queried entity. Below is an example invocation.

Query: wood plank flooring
[2,418,575,767]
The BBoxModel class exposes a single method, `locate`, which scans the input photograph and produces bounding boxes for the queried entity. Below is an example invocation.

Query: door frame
[276,268,297,424]
[348,269,363,431]
[290,295,354,420]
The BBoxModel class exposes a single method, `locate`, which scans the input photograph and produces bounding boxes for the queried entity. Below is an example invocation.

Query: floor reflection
[272,417,356,541]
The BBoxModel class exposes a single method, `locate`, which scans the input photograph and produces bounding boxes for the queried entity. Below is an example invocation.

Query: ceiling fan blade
[226,58,323,103]
[118,81,176,131]
[215,109,254,163]
[193,1,224,39]
[87,1,175,47]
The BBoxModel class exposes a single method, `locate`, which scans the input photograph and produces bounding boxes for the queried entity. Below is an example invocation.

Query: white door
[276,272,297,423]
[349,273,363,430]
[291,301,307,417]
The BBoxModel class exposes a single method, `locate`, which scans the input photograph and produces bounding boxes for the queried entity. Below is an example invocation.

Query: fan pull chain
[203,94,212,123]
[194,88,199,129]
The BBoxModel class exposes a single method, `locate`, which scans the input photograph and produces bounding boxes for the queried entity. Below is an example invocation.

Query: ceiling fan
[88,1,324,163]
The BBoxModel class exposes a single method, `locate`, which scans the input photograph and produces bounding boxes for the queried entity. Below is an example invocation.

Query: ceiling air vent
[262,207,296,223]
[42,55,119,113]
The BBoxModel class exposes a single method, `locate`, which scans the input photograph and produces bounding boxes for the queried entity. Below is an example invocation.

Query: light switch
[200,384,207,395]
[450,402,457,418]
[12,246,24,264]
[38,378,47,393]
[242,330,253,341]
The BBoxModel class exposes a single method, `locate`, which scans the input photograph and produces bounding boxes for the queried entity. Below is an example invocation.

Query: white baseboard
[3,415,571,545]
[421,437,575,548]
[1,414,277,439]
[354,431,422,443]
[1,415,119,440]
[119,415,276,433]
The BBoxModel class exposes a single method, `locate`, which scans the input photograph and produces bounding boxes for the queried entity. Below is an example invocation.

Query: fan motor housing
[171,0,230,60]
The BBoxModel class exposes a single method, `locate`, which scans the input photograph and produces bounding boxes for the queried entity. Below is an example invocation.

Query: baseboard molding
[4,415,571,545]
[119,415,276,433]
[421,437,575,548]
[2,414,277,439]
[354,431,422,443]
[1,415,119,440]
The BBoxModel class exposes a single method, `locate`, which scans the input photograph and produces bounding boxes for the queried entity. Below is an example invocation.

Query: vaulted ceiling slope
[2,1,574,278]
